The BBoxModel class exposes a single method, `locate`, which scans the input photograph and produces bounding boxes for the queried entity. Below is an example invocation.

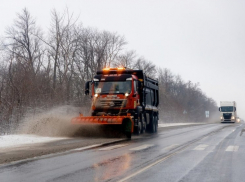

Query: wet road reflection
[93,153,132,181]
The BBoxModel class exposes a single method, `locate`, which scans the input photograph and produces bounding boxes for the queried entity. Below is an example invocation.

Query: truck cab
[219,101,237,123]
[91,73,140,116]
[84,67,159,135]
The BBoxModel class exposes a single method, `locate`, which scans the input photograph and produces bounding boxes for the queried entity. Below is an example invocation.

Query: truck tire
[141,114,146,133]
[135,120,142,135]
[149,115,156,133]
[126,132,131,139]
[154,116,158,133]
[123,118,132,139]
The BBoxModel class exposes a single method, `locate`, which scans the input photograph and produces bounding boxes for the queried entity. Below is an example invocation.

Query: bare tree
[114,50,136,68]
[3,8,43,75]
[0,8,219,130]
[133,57,156,78]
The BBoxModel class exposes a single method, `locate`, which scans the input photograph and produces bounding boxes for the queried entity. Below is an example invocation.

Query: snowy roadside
[0,122,206,165]
[158,123,203,128]
[0,135,69,149]
[0,123,201,149]
[0,135,125,165]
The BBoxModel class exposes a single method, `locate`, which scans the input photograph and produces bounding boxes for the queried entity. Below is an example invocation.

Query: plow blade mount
[71,115,134,134]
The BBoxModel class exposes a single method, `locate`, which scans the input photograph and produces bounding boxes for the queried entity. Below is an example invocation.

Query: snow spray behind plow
[18,106,82,137]
[18,106,124,138]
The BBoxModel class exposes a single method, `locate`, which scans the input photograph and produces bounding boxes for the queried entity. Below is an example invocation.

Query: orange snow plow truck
[71,68,159,139]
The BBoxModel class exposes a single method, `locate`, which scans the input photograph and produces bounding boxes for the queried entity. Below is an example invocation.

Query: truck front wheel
[126,132,131,139]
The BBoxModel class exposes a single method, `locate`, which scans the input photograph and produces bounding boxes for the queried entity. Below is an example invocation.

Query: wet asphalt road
[0,123,244,182]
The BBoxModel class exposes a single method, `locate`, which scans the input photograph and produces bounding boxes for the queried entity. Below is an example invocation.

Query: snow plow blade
[71,115,134,134]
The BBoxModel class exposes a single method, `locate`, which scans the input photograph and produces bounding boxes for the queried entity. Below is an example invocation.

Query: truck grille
[223,113,232,120]
[95,99,127,108]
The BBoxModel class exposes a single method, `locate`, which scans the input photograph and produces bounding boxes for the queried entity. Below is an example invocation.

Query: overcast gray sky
[1,0,245,118]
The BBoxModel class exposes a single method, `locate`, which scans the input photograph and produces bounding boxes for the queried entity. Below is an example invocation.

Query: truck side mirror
[85,81,91,95]
[218,107,221,112]
[234,107,236,111]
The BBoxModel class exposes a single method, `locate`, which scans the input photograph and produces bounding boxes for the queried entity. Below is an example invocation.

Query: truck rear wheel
[135,121,142,135]
[141,114,146,133]
[149,119,155,133]
[154,116,158,133]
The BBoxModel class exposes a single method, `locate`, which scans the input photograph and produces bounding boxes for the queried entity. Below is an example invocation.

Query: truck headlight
[220,117,223,120]
[125,93,129,97]
[232,116,235,119]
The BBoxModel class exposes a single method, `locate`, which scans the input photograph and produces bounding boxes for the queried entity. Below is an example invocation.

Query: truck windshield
[220,106,234,112]
[94,81,132,94]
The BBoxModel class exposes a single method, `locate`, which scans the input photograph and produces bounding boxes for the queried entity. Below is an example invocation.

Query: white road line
[158,123,201,128]
[119,144,182,182]
[225,145,239,152]
[130,144,154,151]
[72,144,102,151]
[99,144,128,151]
[162,144,178,151]
[70,139,126,152]
[193,144,209,151]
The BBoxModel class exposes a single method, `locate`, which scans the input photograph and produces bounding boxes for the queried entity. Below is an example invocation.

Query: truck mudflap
[71,115,134,133]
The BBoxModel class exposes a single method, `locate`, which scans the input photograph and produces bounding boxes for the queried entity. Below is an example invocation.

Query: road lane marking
[193,144,209,151]
[118,152,176,182]
[225,146,239,152]
[158,123,201,128]
[118,125,230,182]
[72,144,102,151]
[130,144,154,151]
[99,144,128,151]
[162,144,178,151]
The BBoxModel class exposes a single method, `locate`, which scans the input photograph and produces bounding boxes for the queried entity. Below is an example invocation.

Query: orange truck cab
[71,68,159,139]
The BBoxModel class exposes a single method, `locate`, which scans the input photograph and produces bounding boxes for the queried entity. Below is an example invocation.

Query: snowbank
[158,123,202,128]
[0,134,68,149]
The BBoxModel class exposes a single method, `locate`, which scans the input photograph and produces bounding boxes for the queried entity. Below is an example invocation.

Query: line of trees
[0,8,218,131]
